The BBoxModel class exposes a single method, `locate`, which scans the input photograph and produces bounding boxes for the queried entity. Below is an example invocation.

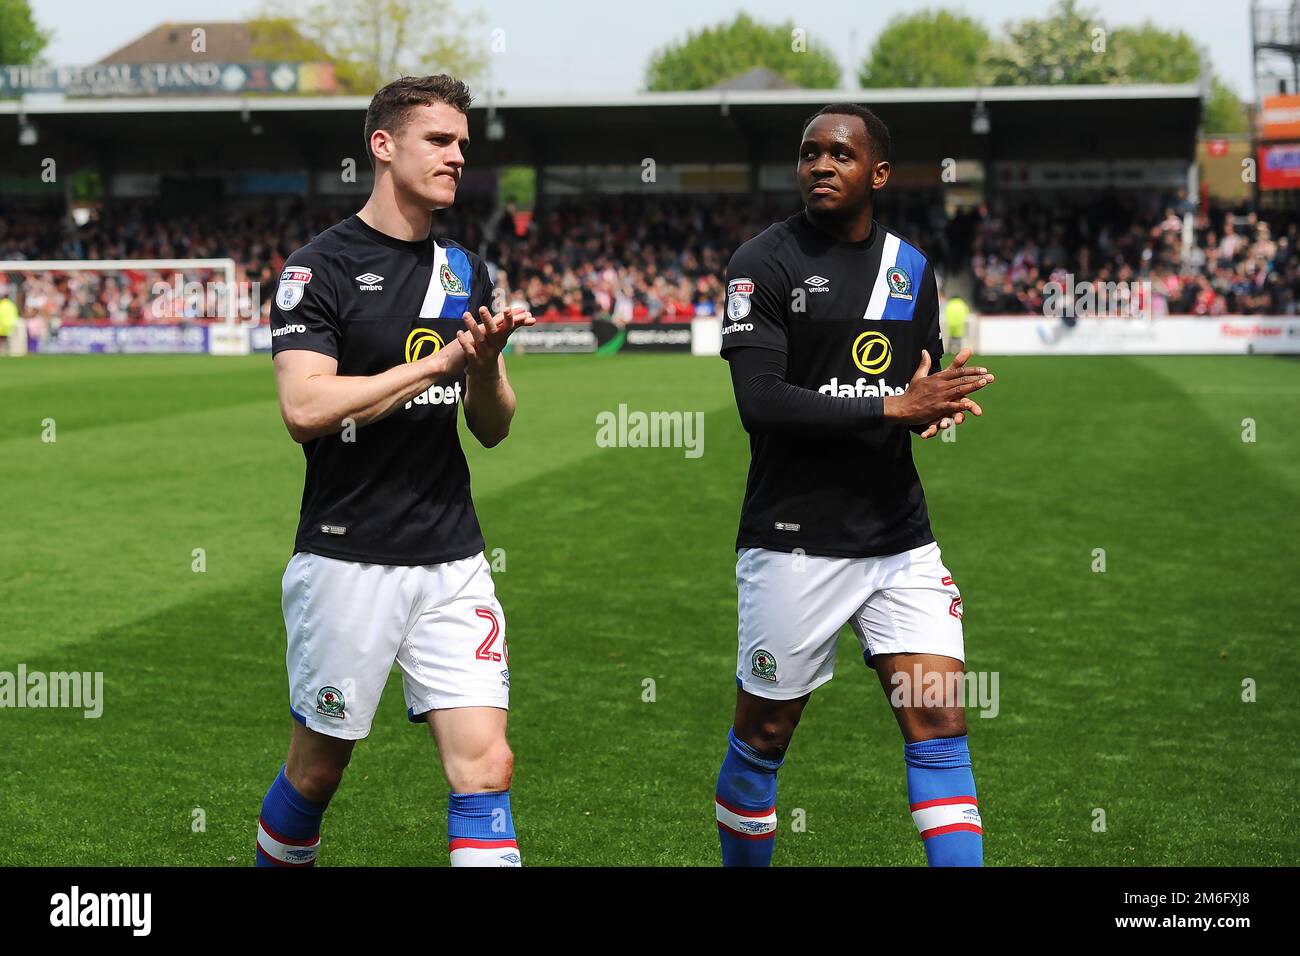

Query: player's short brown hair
[364,74,473,167]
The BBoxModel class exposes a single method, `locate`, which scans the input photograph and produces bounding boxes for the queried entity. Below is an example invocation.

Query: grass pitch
[1,350,1296,866]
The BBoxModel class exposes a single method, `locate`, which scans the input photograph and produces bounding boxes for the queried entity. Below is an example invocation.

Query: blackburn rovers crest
[751,649,778,682]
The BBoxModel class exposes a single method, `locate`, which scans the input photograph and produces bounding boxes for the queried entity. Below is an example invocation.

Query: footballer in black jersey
[713,103,996,868]
[256,76,533,868]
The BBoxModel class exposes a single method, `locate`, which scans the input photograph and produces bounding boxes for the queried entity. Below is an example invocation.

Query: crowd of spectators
[969,194,1299,316]
[2,192,1297,325]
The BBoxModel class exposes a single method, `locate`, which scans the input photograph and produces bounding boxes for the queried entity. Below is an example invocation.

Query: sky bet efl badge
[727,278,754,319]
[276,266,312,310]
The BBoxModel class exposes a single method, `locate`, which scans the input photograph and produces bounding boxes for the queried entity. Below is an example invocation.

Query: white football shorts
[281,550,509,740]
[735,541,964,700]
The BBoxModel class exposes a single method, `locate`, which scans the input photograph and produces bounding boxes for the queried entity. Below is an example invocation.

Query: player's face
[385,102,468,210]
[798,114,889,215]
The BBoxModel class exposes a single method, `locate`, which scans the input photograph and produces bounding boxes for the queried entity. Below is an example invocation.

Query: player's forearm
[728,348,884,435]
[286,345,466,442]
[463,359,516,448]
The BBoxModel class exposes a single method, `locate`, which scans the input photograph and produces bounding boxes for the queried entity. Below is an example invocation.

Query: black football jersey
[270,214,493,566]
[721,211,943,558]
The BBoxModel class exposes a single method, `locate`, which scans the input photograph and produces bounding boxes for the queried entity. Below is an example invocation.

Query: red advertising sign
[1258,143,1300,190]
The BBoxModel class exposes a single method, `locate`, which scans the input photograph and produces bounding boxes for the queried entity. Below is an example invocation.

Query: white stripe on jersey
[862,231,901,321]
[419,242,451,319]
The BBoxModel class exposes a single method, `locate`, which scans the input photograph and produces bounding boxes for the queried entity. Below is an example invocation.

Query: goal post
[0,257,253,356]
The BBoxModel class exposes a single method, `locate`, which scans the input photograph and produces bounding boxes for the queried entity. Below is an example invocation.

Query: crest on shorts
[751,649,778,682]
[316,685,346,719]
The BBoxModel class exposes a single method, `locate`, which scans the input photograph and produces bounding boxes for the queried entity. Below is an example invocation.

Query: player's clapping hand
[885,347,994,433]
[456,305,535,376]
[916,349,993,439]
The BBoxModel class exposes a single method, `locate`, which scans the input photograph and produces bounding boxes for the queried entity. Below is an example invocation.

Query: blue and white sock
[904,734,983,867]
[715,728,782,866]
[448,791,521,866]
[255,765,327,867]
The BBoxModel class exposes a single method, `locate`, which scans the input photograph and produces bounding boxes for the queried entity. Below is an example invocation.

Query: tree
[644,13,840,91]
[251,0,488,95]
[981,0,1118,85]
[1204,76,1248,134]
[0,0,52,66]
[859,9,990,88]
[1107,23,1200,83]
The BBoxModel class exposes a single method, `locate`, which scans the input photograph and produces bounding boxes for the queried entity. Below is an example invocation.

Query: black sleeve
[719,240,788,355]
[270,251,341,358]
[727,346,884,435]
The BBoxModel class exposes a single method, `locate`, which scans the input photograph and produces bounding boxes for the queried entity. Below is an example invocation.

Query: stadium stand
[4,193,1299,325]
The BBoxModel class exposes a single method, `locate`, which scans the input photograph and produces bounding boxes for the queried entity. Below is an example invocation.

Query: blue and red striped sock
[255,765,327,867]
[715,728,782,866]
[447,791,521,866]
[904,734,983,867]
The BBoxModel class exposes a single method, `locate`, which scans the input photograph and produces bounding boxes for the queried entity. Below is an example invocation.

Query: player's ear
[873,160,890,191]
[370,129,394,165]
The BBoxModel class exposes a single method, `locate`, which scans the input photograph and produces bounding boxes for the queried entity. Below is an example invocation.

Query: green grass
[0,351,1296,866]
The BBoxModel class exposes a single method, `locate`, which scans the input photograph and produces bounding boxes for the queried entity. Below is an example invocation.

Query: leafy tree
[0,0,52,66]
[981,0,1117,85]
[645,13,840,91]
[1107,23,1200,83]
[1204,76,1248,134]
[859,9,990,88]
[252,0,487,95]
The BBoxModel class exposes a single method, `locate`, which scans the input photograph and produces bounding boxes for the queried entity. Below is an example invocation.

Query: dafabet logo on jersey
[852,331,892,374]
[818,331,908,397]
[403,327,463,410]
[405,327,445,363]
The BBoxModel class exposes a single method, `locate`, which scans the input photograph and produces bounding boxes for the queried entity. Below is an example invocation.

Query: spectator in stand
[5,193,1300,322]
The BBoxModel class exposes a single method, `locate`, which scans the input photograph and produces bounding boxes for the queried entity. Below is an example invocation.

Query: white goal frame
[0,258,241,323]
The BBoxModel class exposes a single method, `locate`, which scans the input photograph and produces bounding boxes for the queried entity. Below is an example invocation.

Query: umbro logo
[805,275,831,293]
[355,272,384,291]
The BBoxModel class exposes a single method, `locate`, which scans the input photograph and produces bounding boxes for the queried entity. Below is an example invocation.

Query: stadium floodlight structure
[1252,0,1300,97]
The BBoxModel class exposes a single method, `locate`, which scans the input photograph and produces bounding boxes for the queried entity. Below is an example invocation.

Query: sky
[30,0,1259,98]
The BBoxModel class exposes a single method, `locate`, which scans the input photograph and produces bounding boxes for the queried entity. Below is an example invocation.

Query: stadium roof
[0,84,1203,178]
[98,21,261,63]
